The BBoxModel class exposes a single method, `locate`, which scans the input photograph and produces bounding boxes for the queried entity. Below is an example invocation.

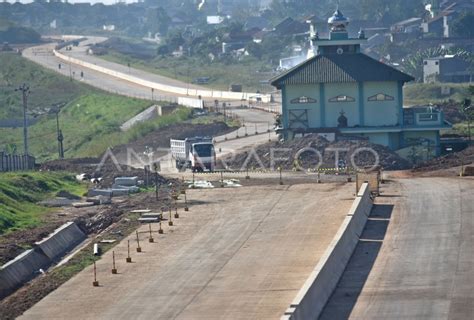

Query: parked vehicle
[170,137,216,172]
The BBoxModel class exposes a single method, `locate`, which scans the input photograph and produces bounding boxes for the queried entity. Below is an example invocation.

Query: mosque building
[271,9,450,157]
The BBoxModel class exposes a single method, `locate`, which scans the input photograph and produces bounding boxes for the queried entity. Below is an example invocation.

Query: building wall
[403,130,438,144]
[284,81,400,129]
[285,84,321,127]
[363,81,399,126]
[324,83,359,127]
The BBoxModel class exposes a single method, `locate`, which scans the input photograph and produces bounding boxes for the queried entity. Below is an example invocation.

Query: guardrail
[53,50,272,102]
[281,182,373,319]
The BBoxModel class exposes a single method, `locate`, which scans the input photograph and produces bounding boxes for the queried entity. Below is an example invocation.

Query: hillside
[0,19,41,44]
[0,172,86,234]
[0,53,170,160]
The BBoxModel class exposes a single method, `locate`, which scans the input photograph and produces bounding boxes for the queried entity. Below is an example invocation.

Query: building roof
[270,53,414,88]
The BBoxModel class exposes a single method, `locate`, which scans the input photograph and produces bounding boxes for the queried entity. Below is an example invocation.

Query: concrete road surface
[20,183,354,320]
[320,177,474,319]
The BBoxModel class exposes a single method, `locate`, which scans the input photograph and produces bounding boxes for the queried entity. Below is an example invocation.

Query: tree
[401,47,473,82]
[451,11,474,38]
[146,7,171,35]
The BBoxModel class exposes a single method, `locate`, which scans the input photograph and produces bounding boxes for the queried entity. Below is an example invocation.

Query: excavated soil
[221,134,411,171]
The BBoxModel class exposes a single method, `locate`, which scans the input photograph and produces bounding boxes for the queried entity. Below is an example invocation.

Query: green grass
[404,83,471,105]
[0,93,152,160]
[0,171,87,234]
[0,53,198,161]
[0,52,89,119]
[101,51,275,93]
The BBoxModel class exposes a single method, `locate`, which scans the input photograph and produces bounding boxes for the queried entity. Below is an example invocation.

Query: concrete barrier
[0,222,86,299]
[35,222,86,261]
[282,183,372,320]
[0,249,50,298]
[53,50,272,102]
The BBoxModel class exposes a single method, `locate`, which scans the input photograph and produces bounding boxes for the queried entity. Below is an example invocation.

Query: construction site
[1,33,473,320]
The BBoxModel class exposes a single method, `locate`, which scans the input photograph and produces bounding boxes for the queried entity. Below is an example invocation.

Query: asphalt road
[320,177,474,319]
[20,183,354,320]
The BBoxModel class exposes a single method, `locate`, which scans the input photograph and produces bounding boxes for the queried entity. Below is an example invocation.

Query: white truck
[170,137,216,172]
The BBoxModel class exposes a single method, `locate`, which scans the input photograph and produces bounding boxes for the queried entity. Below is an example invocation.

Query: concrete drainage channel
[0,222,86,299]
[281,182,373,320]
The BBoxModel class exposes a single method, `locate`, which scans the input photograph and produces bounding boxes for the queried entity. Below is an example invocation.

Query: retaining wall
[0,249,50,298]
[0,222,86,299]
[53,50,271,102]
[282,183,372,320]
[35,222,86,261]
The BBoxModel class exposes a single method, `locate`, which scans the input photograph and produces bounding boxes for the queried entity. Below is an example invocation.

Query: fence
[0,153,36,172]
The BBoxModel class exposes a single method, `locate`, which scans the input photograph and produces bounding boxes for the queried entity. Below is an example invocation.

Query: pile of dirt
[221,134,411,171]
[413,145,474,172]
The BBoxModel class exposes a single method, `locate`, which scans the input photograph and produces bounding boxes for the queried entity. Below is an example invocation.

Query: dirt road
[20,182,353,320]
[320,177,474,319]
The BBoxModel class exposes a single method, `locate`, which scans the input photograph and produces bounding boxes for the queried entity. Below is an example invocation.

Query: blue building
[271,10,450,157]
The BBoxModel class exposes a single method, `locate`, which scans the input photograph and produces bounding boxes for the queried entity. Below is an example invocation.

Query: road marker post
[279,167,283,185]
[169,207,173,226]
[184,191,189,211]
[159,221,164,234]
[126,240,132,263]
[317,172,321,183]
[181,176,186,194]
[92,260,99,287]
[111,251,117,274]
[136,230,142,252]
[174,201,180,219]
[245,167,250,179]
[148,224,154,243]
[220,171,224,188]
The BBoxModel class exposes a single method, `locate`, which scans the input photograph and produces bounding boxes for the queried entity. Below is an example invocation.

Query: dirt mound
[222,134,411,171]
[413,145,474,172]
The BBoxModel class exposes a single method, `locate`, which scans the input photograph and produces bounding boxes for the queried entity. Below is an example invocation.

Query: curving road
[22,38,279,164]
[320,177,474,319]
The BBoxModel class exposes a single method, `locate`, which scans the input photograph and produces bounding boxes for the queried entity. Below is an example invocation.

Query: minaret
[312,9,366,56]
[327,9,350,40]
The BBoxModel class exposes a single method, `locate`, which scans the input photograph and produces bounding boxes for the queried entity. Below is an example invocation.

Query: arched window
[368,93,394,101]
[290,96,317,104]
[328,95,355,102]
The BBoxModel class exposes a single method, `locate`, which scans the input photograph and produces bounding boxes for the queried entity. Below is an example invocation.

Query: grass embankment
[404,83,471,105]
[101,51,275,93]
[0,172,87,234]
[0,52,193,161]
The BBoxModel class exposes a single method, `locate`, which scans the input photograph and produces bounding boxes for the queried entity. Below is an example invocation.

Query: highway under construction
[5,38,473,320]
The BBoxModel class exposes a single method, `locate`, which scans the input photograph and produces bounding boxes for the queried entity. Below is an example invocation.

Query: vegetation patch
[404,83,471,105]
[0,172,87,234]
[0,53,194,161]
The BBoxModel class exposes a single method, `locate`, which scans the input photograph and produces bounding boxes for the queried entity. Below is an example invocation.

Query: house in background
[271,10,450,158]
[423,55,473,83]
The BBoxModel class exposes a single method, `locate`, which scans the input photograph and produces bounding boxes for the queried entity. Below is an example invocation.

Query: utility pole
[56,111,64,159]
[15,84,30,155]
[463,99,472,143]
